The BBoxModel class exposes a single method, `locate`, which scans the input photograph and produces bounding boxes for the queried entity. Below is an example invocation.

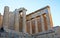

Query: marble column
[30,20,32,34]
[22,8,27,33]
[14,9,19,31]
[46,13,51,30]
[3,6,9,29]
[35,18,38,33]
[40,15,45,32]
[8,12,15,30]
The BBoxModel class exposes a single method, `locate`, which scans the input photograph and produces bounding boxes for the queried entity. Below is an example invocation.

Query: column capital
[4,6,9,9]
[4,6,9,11]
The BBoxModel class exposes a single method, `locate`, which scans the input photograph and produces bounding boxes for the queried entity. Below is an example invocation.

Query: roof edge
[26,6,50,16]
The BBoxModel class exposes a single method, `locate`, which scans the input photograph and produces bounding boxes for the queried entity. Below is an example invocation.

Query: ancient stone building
[2,6,53,34]
[26,6,53,34]
[1,6,60,38]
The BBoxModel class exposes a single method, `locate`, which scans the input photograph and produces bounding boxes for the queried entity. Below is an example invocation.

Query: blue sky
[0,0,60,27]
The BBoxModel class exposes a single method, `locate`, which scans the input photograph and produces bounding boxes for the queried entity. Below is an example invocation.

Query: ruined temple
[1,6,53,34]
[0,6,60,38]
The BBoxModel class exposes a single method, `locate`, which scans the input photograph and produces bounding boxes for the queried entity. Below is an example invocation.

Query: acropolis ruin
[0,6,60,38]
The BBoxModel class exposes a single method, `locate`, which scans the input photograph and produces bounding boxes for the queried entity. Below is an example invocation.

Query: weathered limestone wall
[32,26,60,38]
[53,26,60,38]
[0,26,60,38]
[0,29,32,38]
[32,30,55,38]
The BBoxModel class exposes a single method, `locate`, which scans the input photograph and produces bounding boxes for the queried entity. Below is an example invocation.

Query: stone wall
[0,26,60,38]
[32,26,60,38]
[0,29,32,38]
[32,30,55,38]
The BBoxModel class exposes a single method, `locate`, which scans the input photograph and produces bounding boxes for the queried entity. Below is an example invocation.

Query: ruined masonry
[0,6,60,38]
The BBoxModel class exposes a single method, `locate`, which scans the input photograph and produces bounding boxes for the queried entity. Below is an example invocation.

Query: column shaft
[30,20,32,34]
[3,6,9,29]
[46,14,51,30]
[14,9,19,31]
[22,10,26,33]
[40,15,45,32]
[35,18,38,33]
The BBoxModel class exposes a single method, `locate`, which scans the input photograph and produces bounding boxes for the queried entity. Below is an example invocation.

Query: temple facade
[1,6,60,38]
[26,6,53,34]
[2,6,53,34]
